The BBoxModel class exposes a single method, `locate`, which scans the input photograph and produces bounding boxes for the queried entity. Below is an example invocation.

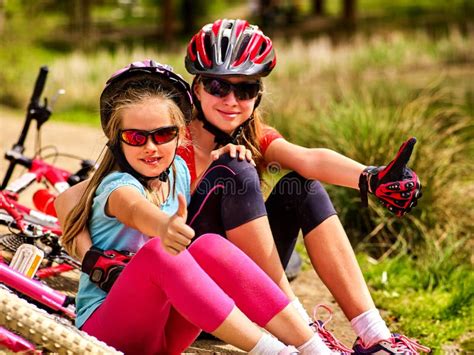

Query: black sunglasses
[200,77,261,100]
[120,126,179,147]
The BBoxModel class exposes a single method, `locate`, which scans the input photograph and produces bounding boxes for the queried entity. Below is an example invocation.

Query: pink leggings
[82,233,289,354]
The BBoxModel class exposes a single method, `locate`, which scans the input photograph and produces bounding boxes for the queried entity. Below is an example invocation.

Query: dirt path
[1,113,355,353]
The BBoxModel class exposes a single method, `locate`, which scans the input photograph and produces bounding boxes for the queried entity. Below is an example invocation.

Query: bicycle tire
[0,287,121,354]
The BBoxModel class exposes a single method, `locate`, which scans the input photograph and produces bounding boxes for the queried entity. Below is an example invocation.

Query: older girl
[179,19,427,354]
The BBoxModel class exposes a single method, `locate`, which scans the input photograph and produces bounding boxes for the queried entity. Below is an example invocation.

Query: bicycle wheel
[0,287,121,354]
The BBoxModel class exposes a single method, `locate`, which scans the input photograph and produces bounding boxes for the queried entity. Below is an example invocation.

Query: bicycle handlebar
[4,150,33,170]
[2,66,51,189]
[30,66,48,107]
[19,66,51,147]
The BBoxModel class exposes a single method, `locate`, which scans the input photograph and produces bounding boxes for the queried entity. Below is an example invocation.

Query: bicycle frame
[0,187,80,278]
[0,150,84,279]
[0,261,75,318]
[0,190,60,234]
[2,113,95,217]
[4,152,73,196]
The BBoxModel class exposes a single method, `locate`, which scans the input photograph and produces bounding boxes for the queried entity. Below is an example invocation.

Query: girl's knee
[141,237,163,254]
[276,172,333,204]
[189,233,228,256]
[138,237,190,268]
[189,233,242,265]
[189,233,220,247]
[212,154,258,178]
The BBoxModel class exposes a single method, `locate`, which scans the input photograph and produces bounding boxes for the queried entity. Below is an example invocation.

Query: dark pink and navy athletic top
[178,125,337,269]
[177,125,283,184]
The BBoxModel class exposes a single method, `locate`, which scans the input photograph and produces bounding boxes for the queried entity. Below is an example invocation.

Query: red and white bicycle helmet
[100,59,193,130]
[185,19,276,77]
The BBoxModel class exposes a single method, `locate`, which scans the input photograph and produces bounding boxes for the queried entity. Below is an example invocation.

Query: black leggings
[266,172,337,268]
[187,155,337,268]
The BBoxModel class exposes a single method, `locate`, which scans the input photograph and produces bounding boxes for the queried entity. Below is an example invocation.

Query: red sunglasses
[120,126,179,147]
[200,77,261,100]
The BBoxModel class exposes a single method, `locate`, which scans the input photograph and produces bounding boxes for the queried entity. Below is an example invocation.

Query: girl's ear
[193,81,202,102]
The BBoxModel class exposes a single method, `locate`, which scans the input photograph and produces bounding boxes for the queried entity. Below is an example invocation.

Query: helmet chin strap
[198,111,252,147]
[107,140,178,186]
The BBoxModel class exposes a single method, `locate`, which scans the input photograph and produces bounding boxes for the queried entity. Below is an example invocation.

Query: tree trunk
[181,0,195,35]
[342,0,356,23]
[258,0,273,28]
[161,0,174,41]
[68,0,92,47]
[312,0,325,15]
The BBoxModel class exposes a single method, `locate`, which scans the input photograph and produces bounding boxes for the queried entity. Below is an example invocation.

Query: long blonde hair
[61,85,187,258]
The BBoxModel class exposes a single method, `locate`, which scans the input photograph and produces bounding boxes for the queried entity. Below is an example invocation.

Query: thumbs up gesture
[161,194,195,255]
[359,137,422,217]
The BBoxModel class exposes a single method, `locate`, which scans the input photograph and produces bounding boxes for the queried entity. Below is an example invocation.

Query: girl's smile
[141,156,163,166]
[216,108,242,121]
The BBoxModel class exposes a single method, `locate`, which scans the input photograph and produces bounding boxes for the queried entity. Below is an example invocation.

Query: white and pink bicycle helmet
[185,19,276,77]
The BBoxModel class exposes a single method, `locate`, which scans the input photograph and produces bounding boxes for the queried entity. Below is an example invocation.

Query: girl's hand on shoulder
[161,194,195,255]
[211,144,256,166]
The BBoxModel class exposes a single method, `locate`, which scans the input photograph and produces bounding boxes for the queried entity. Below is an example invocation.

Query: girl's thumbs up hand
[161,194,195,255]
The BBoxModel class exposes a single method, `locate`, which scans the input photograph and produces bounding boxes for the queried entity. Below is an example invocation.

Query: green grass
[358,254,474,352]
[53,107,98,126]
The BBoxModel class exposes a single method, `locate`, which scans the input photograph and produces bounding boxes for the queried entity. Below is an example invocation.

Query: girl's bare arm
[264,138,365,189]
[107,187,194,254]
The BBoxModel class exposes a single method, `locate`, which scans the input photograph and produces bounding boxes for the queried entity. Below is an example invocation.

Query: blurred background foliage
[1,1,473,350]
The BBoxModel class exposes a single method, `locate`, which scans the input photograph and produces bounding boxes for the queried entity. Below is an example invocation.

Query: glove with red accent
[359,137,422,217]
[81,247,135,292]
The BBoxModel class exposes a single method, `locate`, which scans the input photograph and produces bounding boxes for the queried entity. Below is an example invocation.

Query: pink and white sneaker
[311,304,354,354]
[352,334,431,354]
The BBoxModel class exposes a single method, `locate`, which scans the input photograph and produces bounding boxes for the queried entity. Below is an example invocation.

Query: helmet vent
[221,37,229,61]
[236,35,251,60]
[204,34,213,59]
